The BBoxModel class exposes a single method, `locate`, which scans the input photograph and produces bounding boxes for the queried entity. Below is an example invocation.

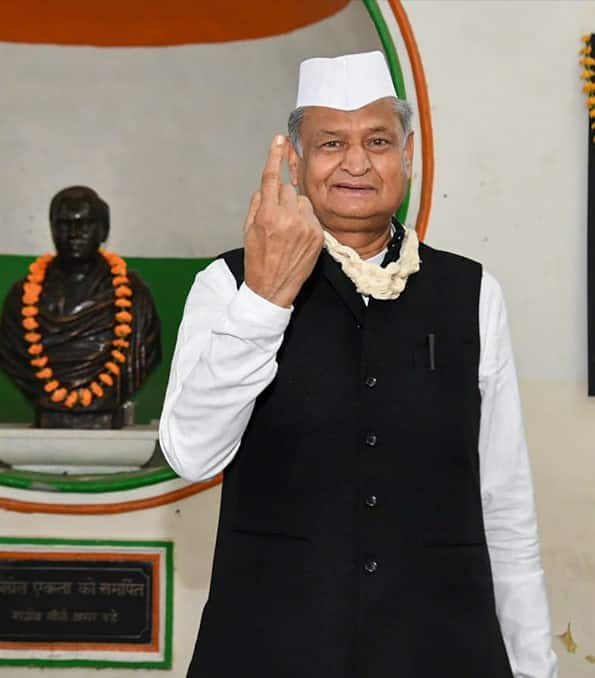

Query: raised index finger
[260,134,286,203]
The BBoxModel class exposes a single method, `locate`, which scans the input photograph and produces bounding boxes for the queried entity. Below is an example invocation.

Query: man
[0,186,161,428]
[159,52,557,677]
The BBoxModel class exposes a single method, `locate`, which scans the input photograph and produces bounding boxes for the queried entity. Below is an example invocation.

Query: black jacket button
[364,560,378,574]
[364,376,377,388]
[365,433,377,447]
[365,495,377,508]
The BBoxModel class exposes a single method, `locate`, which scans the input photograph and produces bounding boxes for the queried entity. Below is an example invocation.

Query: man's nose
[340,144,370,175]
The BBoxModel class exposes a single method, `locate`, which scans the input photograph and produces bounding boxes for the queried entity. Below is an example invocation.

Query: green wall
[0,255,212,425]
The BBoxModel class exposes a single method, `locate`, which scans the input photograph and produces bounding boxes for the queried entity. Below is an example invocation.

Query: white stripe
[0,476,206,505]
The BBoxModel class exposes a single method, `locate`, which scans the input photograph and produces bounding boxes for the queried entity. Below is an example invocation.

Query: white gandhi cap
[295,50,396,111]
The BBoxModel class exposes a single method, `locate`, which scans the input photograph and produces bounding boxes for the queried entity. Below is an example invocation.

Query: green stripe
[164,541,174,668]
[398,179,412,223]
[0,659,170,669]
[362,0,407,99]
[362,0,410,224]
[0,464,178,493]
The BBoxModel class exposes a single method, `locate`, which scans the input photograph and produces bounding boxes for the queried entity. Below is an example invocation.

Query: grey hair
[287,96,413,156]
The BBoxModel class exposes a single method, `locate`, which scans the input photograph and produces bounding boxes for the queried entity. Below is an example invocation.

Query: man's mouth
[331,183,375,194]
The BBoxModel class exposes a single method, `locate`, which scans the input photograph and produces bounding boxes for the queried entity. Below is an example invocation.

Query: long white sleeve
[158,258,291,481]
[478,271,558,677]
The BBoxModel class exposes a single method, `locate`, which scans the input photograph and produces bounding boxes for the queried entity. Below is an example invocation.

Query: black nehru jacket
[187,229,513,678]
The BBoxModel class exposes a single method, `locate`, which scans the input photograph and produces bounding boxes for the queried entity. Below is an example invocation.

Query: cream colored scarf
[323,225,421,301]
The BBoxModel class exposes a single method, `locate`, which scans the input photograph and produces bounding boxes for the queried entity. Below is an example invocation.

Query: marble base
[0,424,159,474]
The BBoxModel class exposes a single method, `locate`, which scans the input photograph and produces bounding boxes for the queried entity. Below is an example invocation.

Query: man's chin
[323,195,385,215]
[325,206,389,223]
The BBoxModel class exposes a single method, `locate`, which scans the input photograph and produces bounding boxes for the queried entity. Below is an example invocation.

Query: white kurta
[159,251,558,678]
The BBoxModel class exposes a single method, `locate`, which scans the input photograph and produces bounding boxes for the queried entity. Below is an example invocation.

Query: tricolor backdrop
[0,0,432,428]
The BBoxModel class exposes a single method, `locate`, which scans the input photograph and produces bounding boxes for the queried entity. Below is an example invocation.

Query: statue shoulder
[124,269,160,337]
[125,269,156,300]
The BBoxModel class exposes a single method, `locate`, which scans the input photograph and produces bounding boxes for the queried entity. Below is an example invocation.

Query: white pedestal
[0,424,159,474]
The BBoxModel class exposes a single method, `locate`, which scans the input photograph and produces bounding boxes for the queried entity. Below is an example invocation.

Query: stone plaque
[0,539,172,669]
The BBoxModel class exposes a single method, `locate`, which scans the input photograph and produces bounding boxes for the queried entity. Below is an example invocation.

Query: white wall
[1,1,595,675]
[404,1,595,674]
[0,1,379,258]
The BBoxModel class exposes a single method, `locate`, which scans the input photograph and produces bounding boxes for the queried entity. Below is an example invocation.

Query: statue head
[49,186,110,263]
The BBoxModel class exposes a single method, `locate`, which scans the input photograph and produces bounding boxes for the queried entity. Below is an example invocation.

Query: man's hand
[244,135,324,308]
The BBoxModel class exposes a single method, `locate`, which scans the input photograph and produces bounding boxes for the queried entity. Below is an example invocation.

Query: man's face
[50,199,104,263]
[288,97,413,234]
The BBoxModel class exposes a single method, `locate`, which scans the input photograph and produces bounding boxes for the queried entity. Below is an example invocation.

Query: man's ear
[287,141,300,187]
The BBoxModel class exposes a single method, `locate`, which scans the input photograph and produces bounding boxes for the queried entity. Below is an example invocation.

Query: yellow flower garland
[22,250,133,409]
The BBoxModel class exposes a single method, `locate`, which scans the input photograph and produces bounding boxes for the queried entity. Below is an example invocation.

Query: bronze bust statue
[0,186,161,429]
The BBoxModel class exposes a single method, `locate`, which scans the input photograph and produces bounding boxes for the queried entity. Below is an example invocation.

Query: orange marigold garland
[22,250,133,409]
[581,34,595,142]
